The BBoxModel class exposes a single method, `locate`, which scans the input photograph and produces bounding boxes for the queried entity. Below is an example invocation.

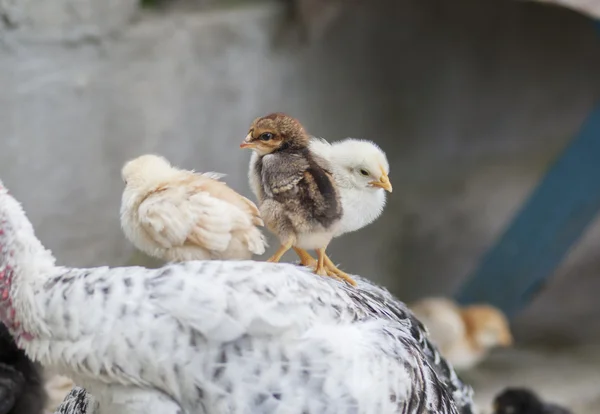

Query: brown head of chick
[240,113,355,285]
[461,304,513,350]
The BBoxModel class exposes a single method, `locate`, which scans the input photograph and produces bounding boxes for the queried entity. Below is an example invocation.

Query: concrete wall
[1,0,600,342]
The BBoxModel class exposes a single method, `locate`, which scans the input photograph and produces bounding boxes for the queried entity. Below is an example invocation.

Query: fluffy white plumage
[0,179,475,414]
[308,138,391,236]
[120,154,267,262]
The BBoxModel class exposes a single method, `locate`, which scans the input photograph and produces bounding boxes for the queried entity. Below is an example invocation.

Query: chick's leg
[314,248,329,277]
[324,255,357,286]
[293,247,317,268]
[294,247,339,277]
[267,240,294,263]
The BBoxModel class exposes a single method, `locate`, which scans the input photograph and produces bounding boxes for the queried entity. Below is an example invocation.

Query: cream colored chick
[257,138,392,278]
[410,297,513,371]
[120,154,267,262]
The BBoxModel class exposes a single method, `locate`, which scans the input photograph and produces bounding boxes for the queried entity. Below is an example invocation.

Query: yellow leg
[267,241,293,263]
[314,248,328,277]
[293,247,317,268]
[294,247,341,278]
[324,255,357,286]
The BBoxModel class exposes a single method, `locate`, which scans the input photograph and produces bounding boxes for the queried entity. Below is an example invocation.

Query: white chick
[121,154,267,262]
[309,137,392,235]
[410,297,513,371]
[250,138,392,277]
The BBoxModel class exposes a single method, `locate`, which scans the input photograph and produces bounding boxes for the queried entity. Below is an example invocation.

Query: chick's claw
[324,255,357,286]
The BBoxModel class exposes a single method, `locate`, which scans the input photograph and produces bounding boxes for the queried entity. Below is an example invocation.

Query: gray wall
[1,0,600,342]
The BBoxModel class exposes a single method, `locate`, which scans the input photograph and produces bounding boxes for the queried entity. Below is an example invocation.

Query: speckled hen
[0,179,475,414]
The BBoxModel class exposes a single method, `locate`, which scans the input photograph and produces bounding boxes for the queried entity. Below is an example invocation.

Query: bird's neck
[0,189,56,341]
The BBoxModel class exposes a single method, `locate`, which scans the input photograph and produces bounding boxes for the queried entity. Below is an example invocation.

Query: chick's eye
[359,169,369,176]
[259,133,273,141]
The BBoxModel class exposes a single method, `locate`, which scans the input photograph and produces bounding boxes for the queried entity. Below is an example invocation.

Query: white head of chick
[120,154,266,263]
[309,138,392,236]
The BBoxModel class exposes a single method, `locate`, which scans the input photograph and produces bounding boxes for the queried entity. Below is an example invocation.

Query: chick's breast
[258,150,342,243]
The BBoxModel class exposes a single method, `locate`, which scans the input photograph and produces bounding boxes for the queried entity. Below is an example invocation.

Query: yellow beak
[240,133,255,149]
[369,172,392,193]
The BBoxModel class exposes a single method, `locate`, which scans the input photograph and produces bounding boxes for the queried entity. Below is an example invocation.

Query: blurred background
[2,0,600,412]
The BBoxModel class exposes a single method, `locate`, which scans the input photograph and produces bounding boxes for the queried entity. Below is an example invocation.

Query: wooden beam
[455,95,600,317]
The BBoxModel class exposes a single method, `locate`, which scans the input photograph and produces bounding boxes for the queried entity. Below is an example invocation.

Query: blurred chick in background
[120,154,267,262]
[241,113,356,285]
[410,297,513,371]
[493,387,572,414]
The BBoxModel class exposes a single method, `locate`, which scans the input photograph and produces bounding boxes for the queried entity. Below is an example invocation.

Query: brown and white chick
[410,297,513,371]
[240,113,355,285]
[120,154,267,262]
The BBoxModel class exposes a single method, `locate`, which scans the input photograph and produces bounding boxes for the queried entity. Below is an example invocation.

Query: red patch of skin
[0,201,34,341]
[0,264,33,341]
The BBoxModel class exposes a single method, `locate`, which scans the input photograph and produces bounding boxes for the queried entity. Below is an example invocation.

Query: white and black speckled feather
[54,386,98,414]
[29,262,475,414]
[0,182,475,414]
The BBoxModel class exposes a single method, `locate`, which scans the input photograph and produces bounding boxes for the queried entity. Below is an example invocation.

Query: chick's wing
[137,182,237,252]
[261,153,309,199]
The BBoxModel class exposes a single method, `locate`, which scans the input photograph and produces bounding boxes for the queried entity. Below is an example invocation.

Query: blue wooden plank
[455,100,600,318]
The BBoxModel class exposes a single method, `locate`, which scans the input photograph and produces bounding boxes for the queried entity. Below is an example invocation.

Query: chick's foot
[324,255,357,286]
[293,247,317,267]
[267,241,293,263]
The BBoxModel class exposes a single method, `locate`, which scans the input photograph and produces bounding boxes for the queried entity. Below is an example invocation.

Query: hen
[120,154,267,262]
[410,297,513,371]
[0,322,46,414]
[0,178,476,414]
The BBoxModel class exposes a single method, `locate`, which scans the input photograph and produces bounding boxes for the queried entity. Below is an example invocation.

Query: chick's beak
[240,133,255,149]
[369,172,393,193]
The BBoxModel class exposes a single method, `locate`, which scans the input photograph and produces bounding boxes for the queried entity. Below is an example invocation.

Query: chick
[241,113,355,285]
[120,154,267,262]
[283,138,392,278]
[311,138,392,235]
[410,297,513,371]
[493,387,572,414]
